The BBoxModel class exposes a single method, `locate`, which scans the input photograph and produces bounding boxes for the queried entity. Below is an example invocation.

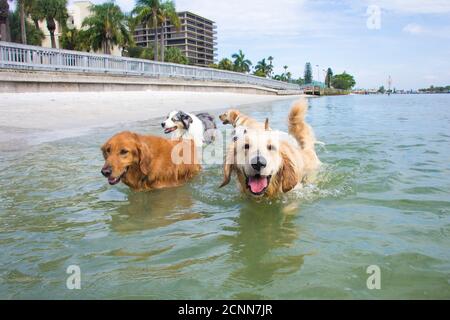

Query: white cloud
[402,23,450,38]
[362,0,450,14]
[402,23,425,35]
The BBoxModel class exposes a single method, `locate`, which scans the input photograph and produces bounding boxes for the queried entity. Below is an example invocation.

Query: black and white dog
[161,111,217,146]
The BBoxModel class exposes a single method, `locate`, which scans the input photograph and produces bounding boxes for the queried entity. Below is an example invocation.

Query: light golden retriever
[220,99,320,198]
[219,109,268,129]
[101,131,201,191]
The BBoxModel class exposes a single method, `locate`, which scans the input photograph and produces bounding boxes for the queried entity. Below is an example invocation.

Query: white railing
[0,41,301,91]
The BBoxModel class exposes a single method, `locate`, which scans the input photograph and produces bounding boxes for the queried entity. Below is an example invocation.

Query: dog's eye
[244,143,250,150]
[267,144,275,151]
[120,149,129,155]
[106,147,111,154]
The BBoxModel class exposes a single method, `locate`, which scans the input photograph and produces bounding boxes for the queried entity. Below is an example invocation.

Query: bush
[331,72,356,90]
[164,47,188,64]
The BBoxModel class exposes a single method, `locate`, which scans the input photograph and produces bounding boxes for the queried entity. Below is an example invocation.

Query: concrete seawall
[0,69,303,95]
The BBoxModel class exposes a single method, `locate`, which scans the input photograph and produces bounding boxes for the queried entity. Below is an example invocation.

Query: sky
[65,0,450,89]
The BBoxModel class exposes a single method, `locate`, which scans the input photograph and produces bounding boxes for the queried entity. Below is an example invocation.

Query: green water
[0,94,449,299]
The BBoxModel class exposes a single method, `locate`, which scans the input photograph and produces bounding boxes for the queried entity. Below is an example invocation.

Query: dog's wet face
[235,129,282,196]
[219,109,239,125]
[101,132,140,185]
[161,111,193,134]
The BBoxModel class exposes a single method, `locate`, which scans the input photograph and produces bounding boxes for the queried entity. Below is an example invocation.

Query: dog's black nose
[161,122,165,128]
[101,165,112,177]
[251,156,267,171]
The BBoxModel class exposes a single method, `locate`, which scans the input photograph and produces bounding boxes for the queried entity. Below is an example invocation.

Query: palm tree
[25,0,41,29]
[164,46,187,64]
[82,1,132,54]
[158,0,179,62]
[35,0,68,48]
[286,71,292,82]
[254,58,271,78]
[0,0,11,42]
[231,49,252,73]
[133,0,161,61]
[218,58,233,71]
[267,55,274,76]
[17,0,27,43]
[10,7,44,45]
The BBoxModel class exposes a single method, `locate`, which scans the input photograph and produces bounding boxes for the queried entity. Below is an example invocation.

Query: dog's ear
[179,112,193,129]
[228,110,239,124]
[100,143,108,159]
[264,118,270,131]
[137,138,152,175]
[219,143,235,188]
[280,151,298,192]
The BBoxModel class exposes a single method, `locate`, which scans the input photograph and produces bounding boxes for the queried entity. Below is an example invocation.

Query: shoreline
[0,90,307,152]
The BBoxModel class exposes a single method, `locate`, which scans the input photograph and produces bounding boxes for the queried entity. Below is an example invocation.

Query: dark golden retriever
[101,131,201,191]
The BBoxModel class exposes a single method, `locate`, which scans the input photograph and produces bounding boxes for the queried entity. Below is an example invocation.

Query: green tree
[133,0,161,61]
[296,77,305,85]
[25,0,41,29]
[254,58,271,78]
[35,0,68,48]
[164,46,187,64]
[304,62,313,84]
[139,46,154,59]
[232,49,252,73]
[277,65,288,82]
[378,85,385,94]
[9,8,44,45]
[253,69,265,77]
[158,0,179,62]
[218,58,233,71]
[325,67,333,88]
[273,74,282,81]
[59,27,90,51]
[82,1,132,54]
[267,55,274,76]
[331,72,356,90]
[286,71,292,82]
[0,0,11,41]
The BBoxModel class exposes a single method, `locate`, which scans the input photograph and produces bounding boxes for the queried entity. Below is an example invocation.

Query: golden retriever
[219,99,320,198]
[219,109,268,129]
[101,131,201,191]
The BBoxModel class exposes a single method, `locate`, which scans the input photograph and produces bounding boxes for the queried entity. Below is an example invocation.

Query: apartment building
[134,11,217,67]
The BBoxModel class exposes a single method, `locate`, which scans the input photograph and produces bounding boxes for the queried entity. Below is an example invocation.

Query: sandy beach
[0,91,304,130]
[0,90,304,151]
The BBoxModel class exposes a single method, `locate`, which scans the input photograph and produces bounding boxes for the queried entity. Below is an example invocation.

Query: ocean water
[0,94,449,299]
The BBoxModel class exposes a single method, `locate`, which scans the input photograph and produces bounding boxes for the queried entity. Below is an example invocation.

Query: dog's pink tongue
[248,176,268,193]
